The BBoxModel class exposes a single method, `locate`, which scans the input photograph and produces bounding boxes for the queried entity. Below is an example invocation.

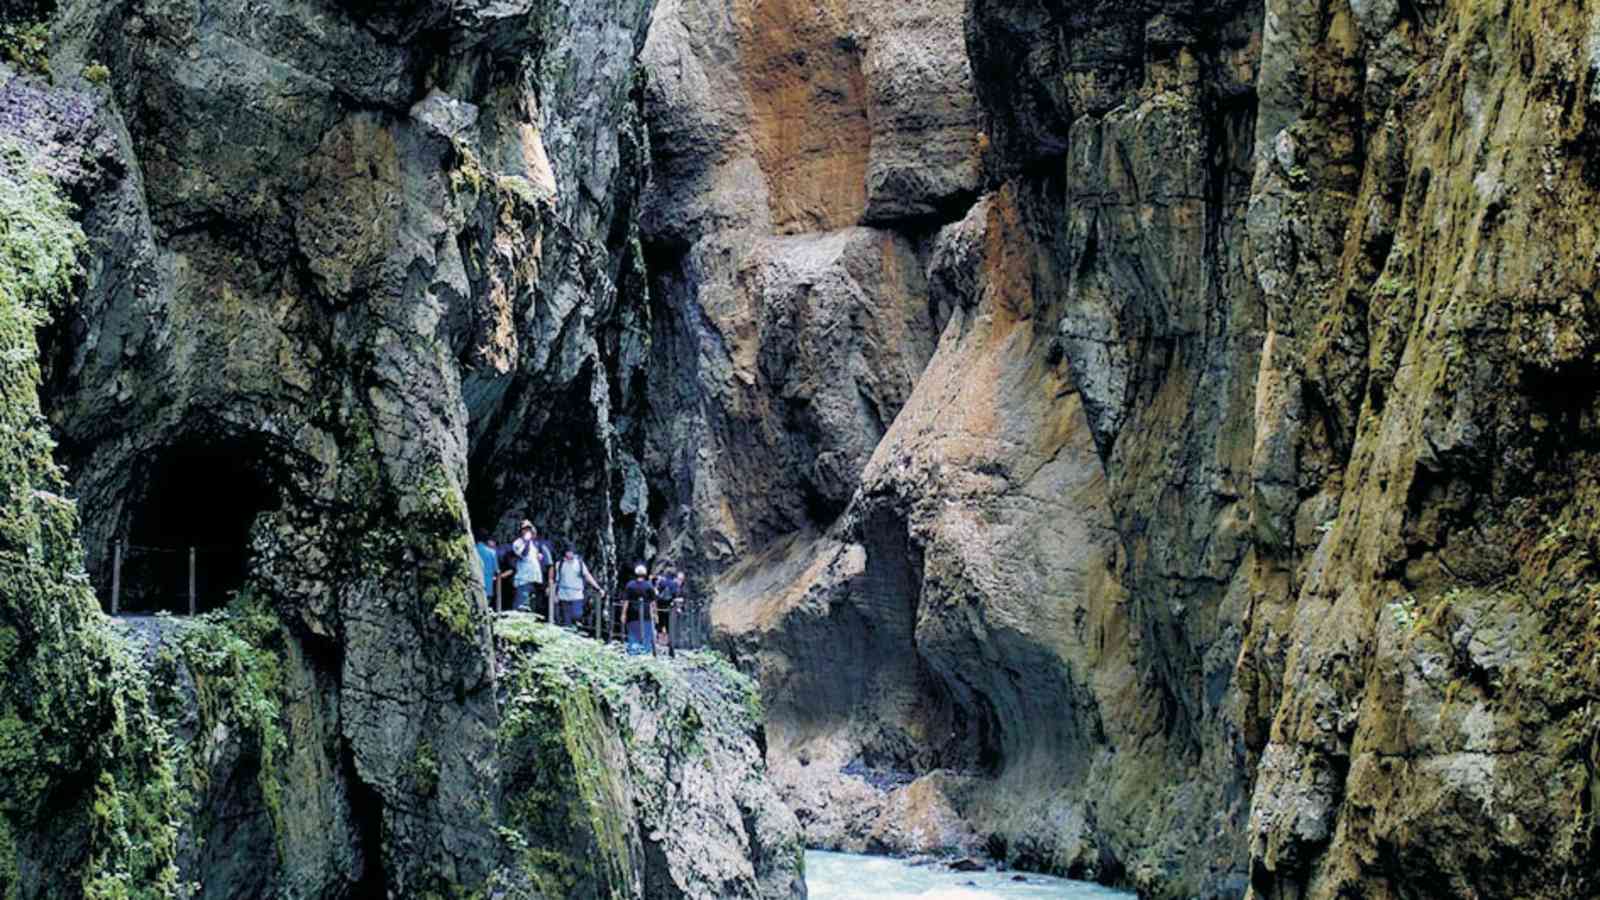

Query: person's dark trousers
[558,599,585,627]
[514,583,537,612]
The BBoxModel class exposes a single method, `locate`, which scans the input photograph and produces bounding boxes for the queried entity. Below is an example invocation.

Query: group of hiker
[473,520,689,655]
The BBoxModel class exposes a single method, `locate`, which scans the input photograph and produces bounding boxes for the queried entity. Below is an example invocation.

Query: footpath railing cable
[105,539,250,616]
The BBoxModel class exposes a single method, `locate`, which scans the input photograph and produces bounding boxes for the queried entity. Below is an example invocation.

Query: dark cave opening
[117,437,280,615]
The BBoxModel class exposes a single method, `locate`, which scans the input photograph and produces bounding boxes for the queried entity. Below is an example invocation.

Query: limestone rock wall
[0,0,747,895]
[637,0,975,572]
[1240,1,1600,897]
[494,619,805,900]
[9,0,1600,896]
[639,0,1600,898]
[84,613,808,900]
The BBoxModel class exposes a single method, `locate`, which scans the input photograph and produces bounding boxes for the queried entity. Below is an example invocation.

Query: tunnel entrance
[116,438,280,615]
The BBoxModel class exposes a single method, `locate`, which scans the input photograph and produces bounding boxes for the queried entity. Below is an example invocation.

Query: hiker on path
[532,529,556,595]
[510,520,545,612]
[475,532,499,605]
[553,544,601,628]
[624,564,657,655]
[653,564,681,651]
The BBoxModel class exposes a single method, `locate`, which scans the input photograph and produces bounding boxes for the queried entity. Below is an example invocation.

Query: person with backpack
[510,520,544,613]
[552,544,601,628]
[653,563,680,652]
[623,564,657,655]
[533,530,556,592]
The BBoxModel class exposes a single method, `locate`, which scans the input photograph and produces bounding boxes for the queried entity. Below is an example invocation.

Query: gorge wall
[636,0,1600,898]
[1,0,804,896]
[6,0,1600,898]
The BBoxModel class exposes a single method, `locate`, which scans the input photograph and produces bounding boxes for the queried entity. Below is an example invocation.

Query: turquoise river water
[805,851,1133,900]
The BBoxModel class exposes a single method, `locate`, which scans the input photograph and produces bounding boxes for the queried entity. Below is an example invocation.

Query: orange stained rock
[735,0,870,233]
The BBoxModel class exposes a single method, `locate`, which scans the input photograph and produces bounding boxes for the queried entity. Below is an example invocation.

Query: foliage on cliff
[492,618,804,900]
[0,138,185,899]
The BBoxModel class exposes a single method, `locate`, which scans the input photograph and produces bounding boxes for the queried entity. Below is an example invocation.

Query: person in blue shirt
[475,532,499,606]
[623,564,657,655]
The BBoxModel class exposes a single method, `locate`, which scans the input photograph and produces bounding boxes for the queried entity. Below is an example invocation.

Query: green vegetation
[489,619,775,894]
[413,740,440,797]
[0,20,49,74]
[0,140,83,315]
[82,61,109,84]
[159,594,289,827]
[0,139,188,898]
[0,142,300,897]
[414,467,481,640]
[682,648,764,727]
[497,621,641,896]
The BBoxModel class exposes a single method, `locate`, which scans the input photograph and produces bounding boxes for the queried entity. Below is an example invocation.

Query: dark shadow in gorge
[113,432,284,614]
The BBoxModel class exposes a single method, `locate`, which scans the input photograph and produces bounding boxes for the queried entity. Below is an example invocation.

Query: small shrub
[0,20,49,73]
[1388,594,1418,632]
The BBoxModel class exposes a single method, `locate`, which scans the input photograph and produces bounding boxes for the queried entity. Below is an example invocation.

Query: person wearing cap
[623,564,657,655]
[552,544,602,628]
[510,520,544,613]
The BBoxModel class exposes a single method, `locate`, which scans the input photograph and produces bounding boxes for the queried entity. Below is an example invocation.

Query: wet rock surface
[1,0,720,895]
[80,611,806,900]
[494,616,806,900]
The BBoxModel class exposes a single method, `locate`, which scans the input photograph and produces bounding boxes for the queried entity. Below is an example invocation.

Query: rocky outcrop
[494,617,805,900]
[637,0,975,572]
[0,102,188,898]
[79,612,806,900]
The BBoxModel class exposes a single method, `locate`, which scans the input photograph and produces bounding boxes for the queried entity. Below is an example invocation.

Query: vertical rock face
[641,0,1262,893]
[23,0,650,889]
[642,0,1600,898]
[495,620,805,900]
[3,0,798,897]
[1239,1,1600,897]
[10,0,1600,895]
[637,0,976,572]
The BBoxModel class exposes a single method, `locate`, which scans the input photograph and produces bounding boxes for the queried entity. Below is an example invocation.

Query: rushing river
[805,851,1133,900]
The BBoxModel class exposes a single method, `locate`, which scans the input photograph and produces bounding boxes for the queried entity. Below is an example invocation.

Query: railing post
[110,540,122,616]
[188,547,196,616]
[494,573,502,614]
[669,603,678,658]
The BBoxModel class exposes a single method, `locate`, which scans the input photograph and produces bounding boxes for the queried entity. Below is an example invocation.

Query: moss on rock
[0,136,185,900]
[490,617,804,899]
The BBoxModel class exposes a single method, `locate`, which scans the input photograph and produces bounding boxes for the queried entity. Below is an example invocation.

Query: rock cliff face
[9,0,1600,896]
[638,0,1600,898]
[1,0,805,896]
[6,0,656,890]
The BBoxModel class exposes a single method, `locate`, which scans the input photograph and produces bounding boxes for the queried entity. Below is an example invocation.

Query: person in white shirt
[510,520,544,612]
[552,544,601,628]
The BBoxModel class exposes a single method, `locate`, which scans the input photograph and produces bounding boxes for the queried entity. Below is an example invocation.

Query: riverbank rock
[494,616,806,900]
[81,611,806,900]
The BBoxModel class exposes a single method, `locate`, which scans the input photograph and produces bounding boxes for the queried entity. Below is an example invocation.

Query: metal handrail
[105,540,247,616]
